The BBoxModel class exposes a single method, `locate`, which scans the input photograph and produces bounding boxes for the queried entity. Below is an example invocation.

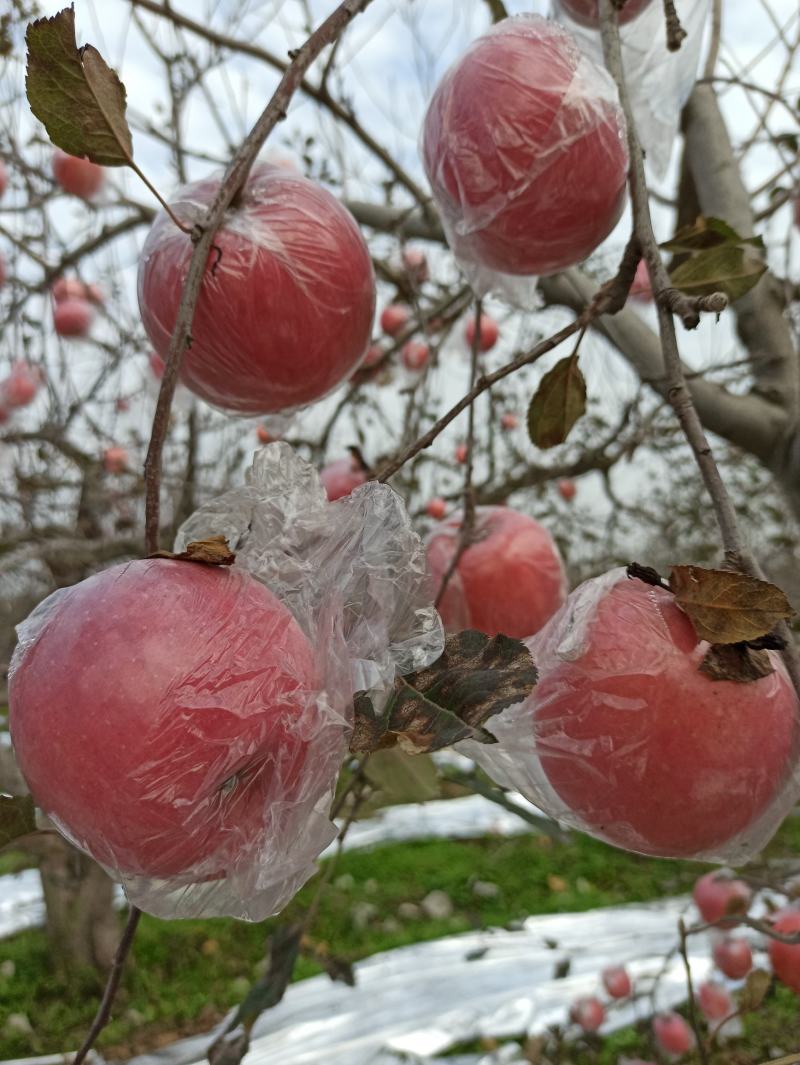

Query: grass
[2,808,800,1060]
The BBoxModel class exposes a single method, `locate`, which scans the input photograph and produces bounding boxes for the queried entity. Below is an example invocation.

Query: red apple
[557,478,577,501]
[713,937,753,979]
[630,259,653,302]
[454,443,469,464]
[697,981,734,1022]
[569,996,605,1032]
[768,910,800,993]
[364,344,384,368]
[602,965,632,999]
[422,15,628,276]
[149,352,166,379]
[531,575,798,857]
[138,165,375,415]
[426,497,447,520]
[500,412,518,430]
[9,559,322,880]
[693,872,752,926]
[559,0,654,28]
[402,340,430,371]
[402,247,429,284]
[380,303,411,337]
[52,278,104,305]
[652,1013,694,1055]
[53,298,93,337]
[464,313,499,352]
[103,446,129,474]
[427,505,567,639]
[52,150,104,200]
[1,362,42,408]
[0,159,7,199]
[320,456,367,501]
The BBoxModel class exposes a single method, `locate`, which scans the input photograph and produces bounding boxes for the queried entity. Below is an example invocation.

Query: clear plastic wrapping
[553,0,711,178]
[9,444,443,920]
[426,506,567,640]
[459,568,800,864]
[421,14,629,303]
[137,164,375,416]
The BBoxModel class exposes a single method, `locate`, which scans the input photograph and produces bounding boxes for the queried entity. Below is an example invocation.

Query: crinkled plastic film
[426,506,568,640]
[459,568,800,864]
[553,0,711,178]
[9,445,443,920]
[137,164,375,416]
[421,15,629,305]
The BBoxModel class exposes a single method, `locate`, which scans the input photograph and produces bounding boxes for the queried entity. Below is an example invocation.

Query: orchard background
[1,0,800,1063]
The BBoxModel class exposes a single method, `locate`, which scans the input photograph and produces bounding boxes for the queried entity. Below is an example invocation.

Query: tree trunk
[37,834,120,973]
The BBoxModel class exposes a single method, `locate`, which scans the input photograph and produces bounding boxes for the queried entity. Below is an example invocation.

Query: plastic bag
[426,506,567,640]
[552,0,711,178]
[137,164,375,416]
[458,568,800,864]
[9,444,443,920]
[421,14,629,306]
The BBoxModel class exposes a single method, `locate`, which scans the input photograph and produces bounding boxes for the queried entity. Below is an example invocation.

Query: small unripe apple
[500,412,518,430]
[454,443,468,464]
[531,575,798,857]
[693,872,752,926]
[103,446,129,474]
[569,996,604,1032]
[422,15,628,276]
[697,981,734,1022]
[0,159,7,199]
[425,497,447,520]
[139,165,375,415]
[1,362,42,408]
[602,964,632,999]
[402,340,430,371]
[9,560,323,881]
[52,150,104,200]
[768,910,800,993]
[630,260,653,302]
[713,937,753,980]
[427,505,567,639]
[380,304,411,337]
[652,1013,694,1055]
[402,247,428,284]
[464,313,499,352]
[53,298,93,337]
[557,478,577,501]
[320,456,367,501]
[559,0,654,28]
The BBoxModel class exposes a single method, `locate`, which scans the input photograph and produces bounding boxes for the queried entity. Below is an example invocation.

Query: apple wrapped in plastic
[422,15,628,285]
[138,165,375,416]
[9,444,443,920]
[458,568,800,861]
[427,506,567,640]
[556,0,653,29]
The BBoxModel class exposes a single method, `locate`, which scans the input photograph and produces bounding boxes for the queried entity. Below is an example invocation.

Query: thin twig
[677,917,709,1065]
[71,906,142,1065]
[142,0,376,553]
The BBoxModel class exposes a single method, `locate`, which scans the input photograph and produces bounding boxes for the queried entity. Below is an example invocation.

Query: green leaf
[26,7,133,166]
[660,216,763,254]
[527,354,586,450]
[351,630,537,755]
[669,244,767,303]
[0,794,36,850]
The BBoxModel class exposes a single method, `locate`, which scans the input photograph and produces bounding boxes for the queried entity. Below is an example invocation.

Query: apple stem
[72,905,142,1065]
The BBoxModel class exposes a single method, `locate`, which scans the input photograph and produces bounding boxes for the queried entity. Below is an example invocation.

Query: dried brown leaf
[150,535,235,567]
[669,565,793,644]
[700,643,775,683]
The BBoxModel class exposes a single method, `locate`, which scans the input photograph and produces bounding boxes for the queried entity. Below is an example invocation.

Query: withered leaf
[0,794,36,851]
[350,630,537,755]
[669,566,793,644]
[150,535,235,567]
[26,8,134,166]
[527,354,586,450]
[739,968,772,1012]
[700,642,775,683]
